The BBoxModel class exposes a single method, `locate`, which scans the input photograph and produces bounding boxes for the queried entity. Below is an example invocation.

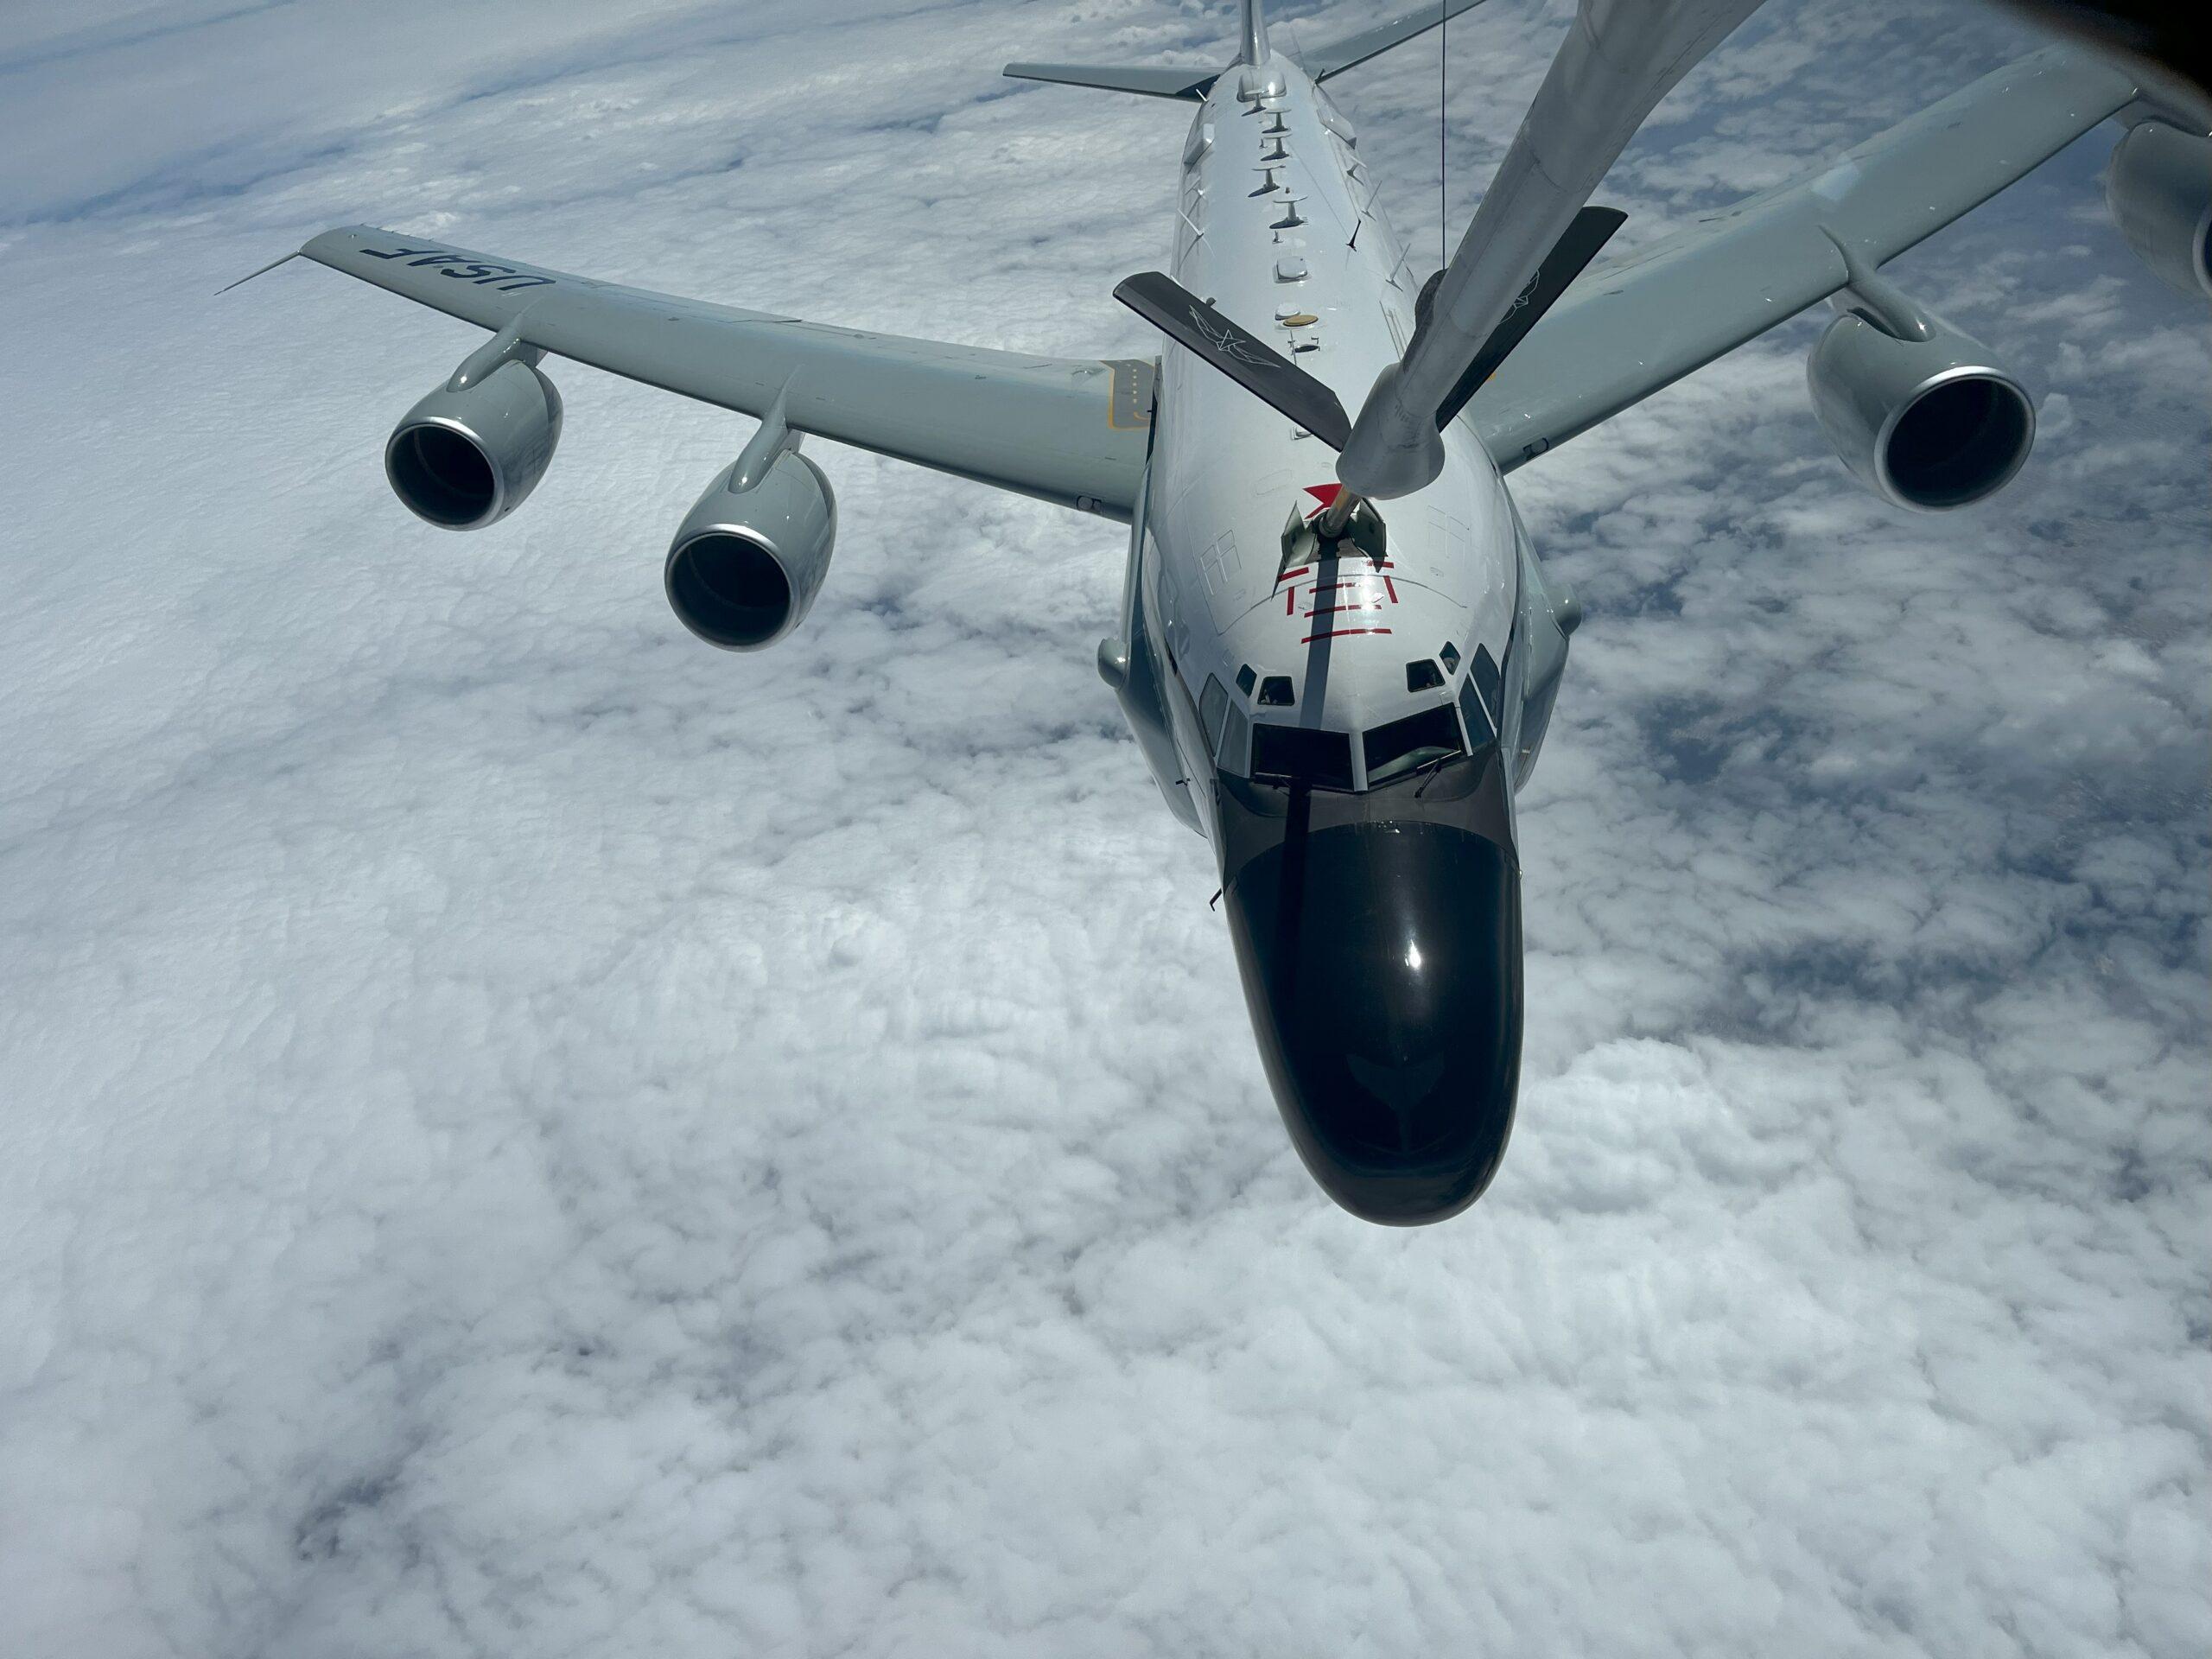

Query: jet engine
[2107,121,2211,301]
[1806,302,2034,512]
[664,450,836,650]
[385,359,563,530]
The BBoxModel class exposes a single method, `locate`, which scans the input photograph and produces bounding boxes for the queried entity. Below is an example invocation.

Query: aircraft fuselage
[1108,53,1579,1223]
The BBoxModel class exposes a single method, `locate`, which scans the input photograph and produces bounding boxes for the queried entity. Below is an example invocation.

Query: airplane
[245,0,2208,1224]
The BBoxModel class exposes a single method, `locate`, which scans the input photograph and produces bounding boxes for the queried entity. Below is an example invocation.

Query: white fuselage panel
[1140,56,1523,843]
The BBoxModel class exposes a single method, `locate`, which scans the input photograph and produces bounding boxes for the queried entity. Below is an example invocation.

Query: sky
[0,1,2205,1655]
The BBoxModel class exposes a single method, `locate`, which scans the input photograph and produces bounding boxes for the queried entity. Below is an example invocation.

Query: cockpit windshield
[1361,704,1464,787]
[1235,637,1506,795]
[1216,730,1516,893]
[1245,697,1488,794]
[1249,723,1356,791]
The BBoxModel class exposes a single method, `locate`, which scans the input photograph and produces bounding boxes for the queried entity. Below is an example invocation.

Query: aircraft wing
[1463,46,2141,474]
[1298,0,1492,82]
[296,226,1156,519]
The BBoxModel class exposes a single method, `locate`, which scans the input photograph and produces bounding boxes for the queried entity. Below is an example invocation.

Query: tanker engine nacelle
[385,359,563,530]
[1806,290,2034,512]
[664,449,837,651]
[2106,121,2212,302]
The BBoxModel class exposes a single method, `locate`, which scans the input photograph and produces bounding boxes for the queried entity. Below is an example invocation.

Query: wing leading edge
[297,227,1155,519]
[1465,46,2141,472]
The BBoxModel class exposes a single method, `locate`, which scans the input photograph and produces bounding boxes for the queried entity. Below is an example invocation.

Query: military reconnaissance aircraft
[254,0,2206,1223]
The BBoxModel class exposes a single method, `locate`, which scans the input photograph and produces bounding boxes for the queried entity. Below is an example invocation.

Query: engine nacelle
[664,450,836,650]
[1807,308,2034,512]
[385,360,563,530]
[2107,121,2212,301]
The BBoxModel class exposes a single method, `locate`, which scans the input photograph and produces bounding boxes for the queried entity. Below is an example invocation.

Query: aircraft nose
[1224,820,1523,1224]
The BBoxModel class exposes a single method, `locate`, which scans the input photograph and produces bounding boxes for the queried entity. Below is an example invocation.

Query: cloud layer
[1,2,2205,1655]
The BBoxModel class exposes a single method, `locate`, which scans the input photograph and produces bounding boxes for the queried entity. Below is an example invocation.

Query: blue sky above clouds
[0,2,2205,1654]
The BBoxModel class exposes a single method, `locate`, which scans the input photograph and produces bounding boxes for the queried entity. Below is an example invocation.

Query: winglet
[215,250,301,296]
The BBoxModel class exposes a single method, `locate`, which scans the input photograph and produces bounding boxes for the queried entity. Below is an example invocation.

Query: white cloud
[0,2,2205,1656]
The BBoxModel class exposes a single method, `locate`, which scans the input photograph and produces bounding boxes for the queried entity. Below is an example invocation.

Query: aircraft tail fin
[1241,0,1269,66]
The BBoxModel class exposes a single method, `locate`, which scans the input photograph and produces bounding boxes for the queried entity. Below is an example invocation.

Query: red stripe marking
[1278,567,1311,582]
[1300,626,1394,644]
[1382,575,1398,602]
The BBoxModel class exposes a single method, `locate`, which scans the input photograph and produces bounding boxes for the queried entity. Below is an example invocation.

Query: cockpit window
[1217,704,1251,773]
[1199,675,1230,752]
[1258,674,1295,708]
[1459,676,1497,747]
[1363,704,1465,786]
[1471,644,1503,726]
[1440,641,1462,674]
[1251,723,1355,791]
[1405,658,1444,692]
[1236,664,1257,697]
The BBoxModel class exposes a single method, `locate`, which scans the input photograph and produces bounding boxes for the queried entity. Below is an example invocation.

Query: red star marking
[1301,482,1344,523]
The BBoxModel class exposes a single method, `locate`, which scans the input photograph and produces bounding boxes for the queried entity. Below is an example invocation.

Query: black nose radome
[1224,819,1523,1224]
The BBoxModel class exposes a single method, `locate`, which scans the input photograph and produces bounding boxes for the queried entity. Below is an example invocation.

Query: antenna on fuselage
[1439,0,1449,270]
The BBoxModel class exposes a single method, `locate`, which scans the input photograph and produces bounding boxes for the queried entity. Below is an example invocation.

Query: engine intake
[1807,307,2034,512]
[385,359,563,530]
[2107,121,2211,301]
[665,450,836,650]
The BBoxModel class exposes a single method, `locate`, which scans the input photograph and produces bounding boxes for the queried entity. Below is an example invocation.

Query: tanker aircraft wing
[1462,46,2140,473]
[289,227,1156,519]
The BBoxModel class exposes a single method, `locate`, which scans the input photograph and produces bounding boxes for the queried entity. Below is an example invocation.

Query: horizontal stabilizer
[1306,0,1492,82]
[1435,206,1625,427]
[1001,61,1222,100]
[1114,271,1351,448]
